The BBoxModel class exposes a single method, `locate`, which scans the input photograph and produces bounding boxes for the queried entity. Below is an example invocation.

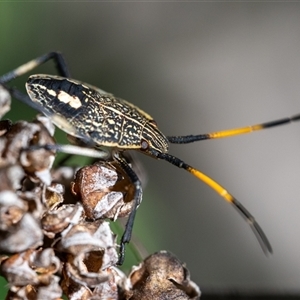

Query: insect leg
[167,114,300,144]
[152,150,272,255]
[0,52,71,114]
[0,52,70,84]
[113,152,143,265]
[26,144,110,160]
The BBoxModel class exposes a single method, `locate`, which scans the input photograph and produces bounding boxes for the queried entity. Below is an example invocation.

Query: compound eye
[141,139,149,150]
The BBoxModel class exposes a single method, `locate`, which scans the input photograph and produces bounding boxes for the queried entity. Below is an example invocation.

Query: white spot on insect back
[47,89,57,97]
[57,90,82,109]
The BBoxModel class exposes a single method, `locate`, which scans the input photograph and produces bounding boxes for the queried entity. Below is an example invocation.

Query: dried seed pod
[42,203,84,238]
[30,248,61,275]
[0,118,56,184]
[64,253,109,288]
[72,161,136,221]
[59,219,118,267]
[62,264,128,300]
[92,266,129,300]
[51,165,79,203]
[61,278,93,300]
[18,187,44,221]
[59,219,118,293]
[0,190,27,231]
[34,275,63,300]
[51,165,78,184]
[0,250,38,287]
[0,164,25,193]
[127,251,201,300]
[43,182,65,210]
[0,214,43,253]
[1,249,62,300]
[0,194,43,253]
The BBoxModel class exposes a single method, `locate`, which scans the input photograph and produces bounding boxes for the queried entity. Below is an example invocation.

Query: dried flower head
[0,84,200,299]
[71,161,136,221]
[127,251,200,300]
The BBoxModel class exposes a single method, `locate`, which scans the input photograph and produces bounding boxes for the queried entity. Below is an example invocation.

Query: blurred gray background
[1,3,300,293]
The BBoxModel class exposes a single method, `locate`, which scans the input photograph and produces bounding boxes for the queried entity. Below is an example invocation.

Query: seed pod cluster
[0,86,200,299]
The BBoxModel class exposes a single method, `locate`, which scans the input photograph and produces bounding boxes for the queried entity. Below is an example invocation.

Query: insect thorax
[26,75,169,152]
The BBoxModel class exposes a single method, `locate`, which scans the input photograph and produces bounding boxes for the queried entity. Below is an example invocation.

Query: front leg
[0,52,71,113]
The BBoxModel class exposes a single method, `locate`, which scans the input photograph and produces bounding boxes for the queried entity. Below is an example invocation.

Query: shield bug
[1,52,299,264]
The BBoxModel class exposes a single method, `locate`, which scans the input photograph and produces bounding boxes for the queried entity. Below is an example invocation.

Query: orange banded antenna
[167,114,300,143]
[162,113,300,254]
[152,150,273,254]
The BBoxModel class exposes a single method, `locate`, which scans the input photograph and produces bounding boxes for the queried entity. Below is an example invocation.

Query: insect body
[1,52,299,264]
[26,75,169,152]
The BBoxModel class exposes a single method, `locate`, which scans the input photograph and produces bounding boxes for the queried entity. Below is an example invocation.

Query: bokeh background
[1,2,300,296]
